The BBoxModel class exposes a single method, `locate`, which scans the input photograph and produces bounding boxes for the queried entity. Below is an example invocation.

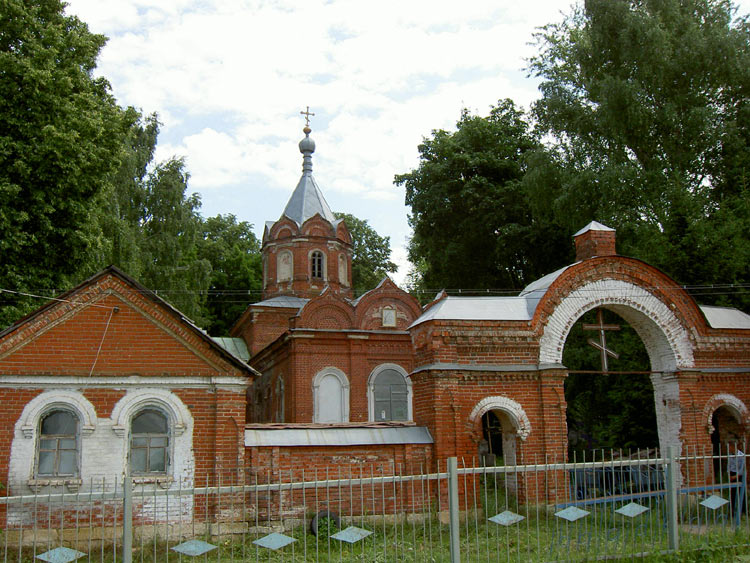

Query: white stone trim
[0,375,249,390]
[312,367,350,423]
[705,393,750,434]
[538,278,694,371]
[469,396,531,440]
[19,391,97,439]
[367,363,413,422]
[110,388,191,438]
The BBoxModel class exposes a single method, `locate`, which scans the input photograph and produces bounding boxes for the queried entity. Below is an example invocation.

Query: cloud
[63,0,585,272]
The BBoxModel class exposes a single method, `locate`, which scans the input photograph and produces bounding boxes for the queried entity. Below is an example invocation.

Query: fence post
[123,474,133,563]
[665,446,679,552]
[447,457,461,563]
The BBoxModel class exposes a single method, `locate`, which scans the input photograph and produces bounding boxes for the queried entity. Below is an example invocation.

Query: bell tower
[261,117,353,300]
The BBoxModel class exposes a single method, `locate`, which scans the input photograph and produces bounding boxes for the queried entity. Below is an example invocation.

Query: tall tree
[198,214,262,335]
[528,0,750,309]
[96,108,159,279]
[334,213,398,295]
[138,158,211,323]
[396,100,571,294]
[0,0,124,326]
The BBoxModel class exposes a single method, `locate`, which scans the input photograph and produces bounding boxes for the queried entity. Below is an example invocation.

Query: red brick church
[0,125,748,508]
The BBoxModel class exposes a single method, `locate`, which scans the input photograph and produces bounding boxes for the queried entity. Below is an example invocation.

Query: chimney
[573,221,616,261]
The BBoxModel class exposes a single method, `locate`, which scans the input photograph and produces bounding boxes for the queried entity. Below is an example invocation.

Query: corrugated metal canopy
[245,426,433,447]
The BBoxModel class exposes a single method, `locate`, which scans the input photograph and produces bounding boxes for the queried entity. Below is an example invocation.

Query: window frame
[310,250,325,280]
[35,409,80,478]
[129,408,170,476]
[367,364,412,422]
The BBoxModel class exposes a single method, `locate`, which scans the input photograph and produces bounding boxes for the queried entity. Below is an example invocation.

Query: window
[130,409,169,475]
[311,251,324,279]
[371,368,409,421]
[36,410,78,477]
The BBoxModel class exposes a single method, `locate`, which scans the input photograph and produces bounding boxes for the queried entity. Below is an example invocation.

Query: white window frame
[367,364,412,422]
[35,409,80,479]
[130,407,170,476]
[313,367,350,423]
[111,389,192,487]
[14,391,97,491]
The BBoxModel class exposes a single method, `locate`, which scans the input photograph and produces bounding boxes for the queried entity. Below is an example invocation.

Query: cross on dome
[300,106,315,132]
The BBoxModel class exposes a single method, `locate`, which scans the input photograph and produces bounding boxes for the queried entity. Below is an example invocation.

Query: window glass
[37,410,78,477]
[373,369,408,421]
[131,409,169,475]
[311,251,324,278]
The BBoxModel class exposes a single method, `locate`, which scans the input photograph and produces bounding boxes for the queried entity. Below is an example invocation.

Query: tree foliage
[198,214,262,335]
[396,100,571,294]
[528,0,750,309]
[0,0,124,325]
[334,213,397,295]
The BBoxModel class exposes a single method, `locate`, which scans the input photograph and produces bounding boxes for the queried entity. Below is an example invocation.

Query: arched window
[369,365,412,422]
[131,409,169,475]
[36,410,78,477]
[311,251,324,279]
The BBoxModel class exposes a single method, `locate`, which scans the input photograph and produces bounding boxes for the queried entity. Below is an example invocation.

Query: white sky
[64,0,750,287]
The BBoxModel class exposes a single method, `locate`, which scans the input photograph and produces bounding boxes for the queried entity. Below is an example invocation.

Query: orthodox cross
[300,106,315,127]
[583,308,620,373]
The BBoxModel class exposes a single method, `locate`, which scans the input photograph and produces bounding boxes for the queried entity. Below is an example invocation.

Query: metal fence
[2,446,750,562]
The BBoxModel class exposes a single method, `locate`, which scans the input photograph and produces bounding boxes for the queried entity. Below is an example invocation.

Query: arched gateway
[408,222,750,471]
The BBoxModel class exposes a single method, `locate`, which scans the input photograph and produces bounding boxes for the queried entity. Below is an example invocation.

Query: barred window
[130,409,169,475]
[37,410,78,477]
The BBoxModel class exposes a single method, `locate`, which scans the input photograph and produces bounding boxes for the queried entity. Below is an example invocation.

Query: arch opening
[562,305,667,455]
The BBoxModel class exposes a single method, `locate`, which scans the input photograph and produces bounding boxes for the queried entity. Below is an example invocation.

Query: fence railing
[1,446,749,561]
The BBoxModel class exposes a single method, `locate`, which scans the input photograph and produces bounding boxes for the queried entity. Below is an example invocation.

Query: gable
[0,270,253,378]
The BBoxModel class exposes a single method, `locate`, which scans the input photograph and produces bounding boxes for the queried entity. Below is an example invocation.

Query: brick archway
[538,278,694,372]
[537,277,696,455]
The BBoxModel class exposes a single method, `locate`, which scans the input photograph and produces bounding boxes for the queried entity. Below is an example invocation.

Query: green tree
[334,213,397,295]
[96,108,159,278]
[396,100,571,294]
[138,158,211,323]
[0,0,124,326]
[528,0,750,310]
[198,214,262,335]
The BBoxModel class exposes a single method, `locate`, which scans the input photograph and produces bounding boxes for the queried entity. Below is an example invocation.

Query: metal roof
[283,174,335,225]
[281,130,336,225]
[245,425,433,447]
[251,295,309,309]
[410,296,536,328]
[211,337,250,362]
[574,221,615,236]
[700,306,750,329]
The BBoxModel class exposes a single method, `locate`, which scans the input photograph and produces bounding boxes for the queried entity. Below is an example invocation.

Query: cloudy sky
[64,0,750,286]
